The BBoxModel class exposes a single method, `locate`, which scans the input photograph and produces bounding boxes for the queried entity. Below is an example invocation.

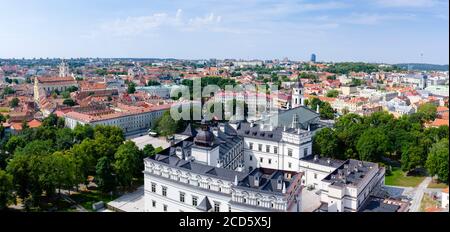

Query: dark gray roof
[236,168,300,195]
[235,122,284,142]
[148,153,246,182]
[196,196,212,211]
[180,124,197,137]
[301,155,345,168]
[322,159,378,187]
[361,197,400,212]
[256,106,320,130]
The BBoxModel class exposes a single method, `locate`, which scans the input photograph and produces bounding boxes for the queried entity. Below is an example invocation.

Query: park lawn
[385,167,425,187]
[70,190,119,212]
[28,195,75,212]
[420,193,440,212]
[427,181,449,189]
[0,107,10,113]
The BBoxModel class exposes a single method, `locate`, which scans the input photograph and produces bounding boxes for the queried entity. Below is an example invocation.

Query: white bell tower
[59,59,70,77]
[291,76,304,109]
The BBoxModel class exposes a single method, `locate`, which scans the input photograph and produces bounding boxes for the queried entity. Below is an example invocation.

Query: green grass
[427,181,449,189]
[385,167,426,187]
[420,193,440,212]
[27,195,76,212]
[0,107,10,113]
[70,190,118,212]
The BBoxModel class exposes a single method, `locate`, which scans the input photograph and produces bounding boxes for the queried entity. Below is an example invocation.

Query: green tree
[21,121,29,130]
[0,169,14,210]
[417,103,437,121]
[61,91,70,99]
[426,139,449,183]
[96,156,116,193]
[9,97,19,108]
[313,128,340,159]
[155,111,180,136]
[73,124,94,142]
[63,99,76,106]
[42,114,58,127]
[127,82,136,94]
[1,87,16,97]
[39,151,76,195]
[326,90,339,98]
[70,139,97,177]
[55,128,74,150]
[94,125,125,147]
[0,114,6,123]
[6,154,31,200]
[114,141,142,188]
[143,144,155,157]
[147,80,161,86]
[356,128,389,162]
[4,136,26,154]
[401,145,425,172]
[319,102,335,120]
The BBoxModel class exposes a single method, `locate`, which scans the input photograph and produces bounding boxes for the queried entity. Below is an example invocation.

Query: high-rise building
[310,54,317,63]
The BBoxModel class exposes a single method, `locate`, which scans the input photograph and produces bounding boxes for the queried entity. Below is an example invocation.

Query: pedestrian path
[409,177,432,212]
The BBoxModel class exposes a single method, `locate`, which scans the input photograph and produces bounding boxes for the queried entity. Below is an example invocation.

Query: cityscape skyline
[0,0,448,64]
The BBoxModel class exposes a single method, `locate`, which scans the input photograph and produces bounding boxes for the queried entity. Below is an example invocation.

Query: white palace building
[142,80,386,212]
[143,112,385,212]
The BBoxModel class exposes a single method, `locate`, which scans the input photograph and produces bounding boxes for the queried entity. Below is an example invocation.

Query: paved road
[409,177,432,212]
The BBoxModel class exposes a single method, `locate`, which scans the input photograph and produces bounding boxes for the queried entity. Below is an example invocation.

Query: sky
[0,0,448,64]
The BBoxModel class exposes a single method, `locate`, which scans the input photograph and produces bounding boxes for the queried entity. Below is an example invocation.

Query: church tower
[291,76,304,109]
[59,59,70,77]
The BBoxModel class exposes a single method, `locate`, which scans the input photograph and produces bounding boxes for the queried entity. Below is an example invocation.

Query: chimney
[282,183,287,194]
[175,147,183,159]
[327,158,331,165]
[292,114,299,129]
[234,175,239,186]
[316,104,320,114]
[314,155,319,161]
[283,126,287,131]
[212,127,219,137]
[297,128,301,134]
[254,176,260,187]
[277,177,283,190]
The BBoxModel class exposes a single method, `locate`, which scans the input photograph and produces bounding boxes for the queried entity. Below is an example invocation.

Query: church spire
[59,59,70,77]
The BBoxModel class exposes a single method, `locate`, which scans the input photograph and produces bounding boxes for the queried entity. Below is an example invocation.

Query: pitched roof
[28,119,42,128]
[180,124,198,137]
[196,196,212,211]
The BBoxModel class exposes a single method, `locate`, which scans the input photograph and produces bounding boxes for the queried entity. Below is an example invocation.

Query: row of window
[248,143,310,158]
[248,142,280,154]
[151,183,223,212]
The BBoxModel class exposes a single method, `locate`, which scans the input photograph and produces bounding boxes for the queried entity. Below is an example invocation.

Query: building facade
[64,104,170,135]
[300,155,385,212]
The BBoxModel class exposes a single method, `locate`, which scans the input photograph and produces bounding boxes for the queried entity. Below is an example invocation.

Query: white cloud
[341,13,416,25]
[375,0,440,7]
[89,9,226,38]
[184,13,222,31]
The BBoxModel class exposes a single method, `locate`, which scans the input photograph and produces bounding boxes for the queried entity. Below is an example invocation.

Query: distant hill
[395,63,449,71]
